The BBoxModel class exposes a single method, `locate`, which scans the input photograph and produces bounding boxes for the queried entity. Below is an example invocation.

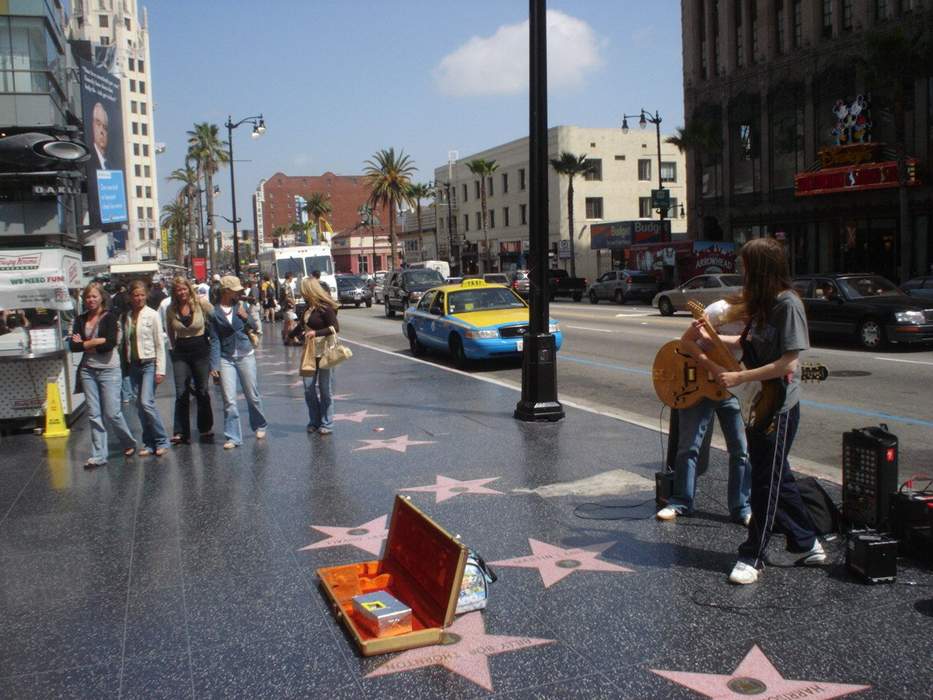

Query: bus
[257,245,337,299]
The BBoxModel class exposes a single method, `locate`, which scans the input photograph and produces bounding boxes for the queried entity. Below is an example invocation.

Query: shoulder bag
[317,325,352,369]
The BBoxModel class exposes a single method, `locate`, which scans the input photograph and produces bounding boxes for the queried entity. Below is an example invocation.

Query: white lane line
[565,325,615,334]
[615,313,651,317]
[873,356,933,366]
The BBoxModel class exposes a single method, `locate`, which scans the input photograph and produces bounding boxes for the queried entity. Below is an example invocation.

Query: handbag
[318,326,352,369]
[299,336,318,376]
[456,549,497,614]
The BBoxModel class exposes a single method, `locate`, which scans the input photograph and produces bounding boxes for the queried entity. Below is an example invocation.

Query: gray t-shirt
[741,290,809,412]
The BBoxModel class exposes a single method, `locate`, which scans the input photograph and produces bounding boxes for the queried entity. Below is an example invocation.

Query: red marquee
[795,159,919,197]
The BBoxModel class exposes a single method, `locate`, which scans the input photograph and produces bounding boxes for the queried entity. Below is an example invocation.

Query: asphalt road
[329,299,933,484]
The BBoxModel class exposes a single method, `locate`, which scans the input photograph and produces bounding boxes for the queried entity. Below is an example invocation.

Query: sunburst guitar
[652,300,829,431]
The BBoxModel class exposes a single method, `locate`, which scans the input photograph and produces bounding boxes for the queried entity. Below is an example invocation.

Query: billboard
[590,220,671,250]
[79,59,128,230]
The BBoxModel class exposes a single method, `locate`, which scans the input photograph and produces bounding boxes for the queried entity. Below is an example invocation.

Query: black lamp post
[515,0,564,423]
[224,114,266,277]
[207,213,241,270]
[622,109,668,221]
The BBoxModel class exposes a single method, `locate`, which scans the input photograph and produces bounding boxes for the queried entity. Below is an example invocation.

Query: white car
[652,274,743,316]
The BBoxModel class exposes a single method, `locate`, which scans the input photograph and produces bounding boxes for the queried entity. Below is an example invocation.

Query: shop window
[585,197,604,219]
[134,164,141,177]
[99,14,108,27]
[135,185,142,198]
[660,162,677,183]
[637,159,652,181]
[584,159,602,180]
[638,197,652,218]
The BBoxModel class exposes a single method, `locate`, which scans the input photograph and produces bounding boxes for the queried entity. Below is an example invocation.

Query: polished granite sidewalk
[0,334,931,699]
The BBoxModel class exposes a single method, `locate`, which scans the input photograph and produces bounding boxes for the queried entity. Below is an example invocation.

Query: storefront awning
[0,269,74,310]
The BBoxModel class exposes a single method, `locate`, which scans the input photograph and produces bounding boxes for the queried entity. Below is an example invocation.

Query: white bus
[257,245,337,299]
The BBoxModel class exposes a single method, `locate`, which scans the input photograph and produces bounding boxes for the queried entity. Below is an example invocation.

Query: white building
[433,126,687,281]
[68,0,160,264]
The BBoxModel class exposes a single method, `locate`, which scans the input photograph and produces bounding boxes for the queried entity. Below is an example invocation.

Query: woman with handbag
[290,277,340,434]
[122,279,171,457]
[69,282,137,469]
[165,276,214,444]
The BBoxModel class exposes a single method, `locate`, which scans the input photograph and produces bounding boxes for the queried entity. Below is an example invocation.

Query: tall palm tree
[549,152,591,279]
[407,182,434,259]
[303,192,333,244]
[289,222,305,246]
[272,225,288,248]
[160,201,188,265]
[364,147,415,270]
[166,165,199,266]
[466,159,498,272]
[187,122,230,273]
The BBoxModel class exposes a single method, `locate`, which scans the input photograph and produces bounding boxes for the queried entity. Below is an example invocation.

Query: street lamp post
[622,109,668,221]
[443,180,455,273]
[224,114,266,277]
[207,213,241,271]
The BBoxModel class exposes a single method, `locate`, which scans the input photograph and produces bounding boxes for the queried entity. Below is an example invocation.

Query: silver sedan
[652,273,744,316]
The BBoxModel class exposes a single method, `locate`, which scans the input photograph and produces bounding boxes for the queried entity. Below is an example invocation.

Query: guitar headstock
[687,300,706,320]
[800,363,829,382]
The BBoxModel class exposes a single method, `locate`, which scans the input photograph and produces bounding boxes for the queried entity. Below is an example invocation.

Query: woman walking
[208,276,268,449]
[290,277,339,435]
[165,276,214,444]
[69,282,136,468]
[123,279,171,457]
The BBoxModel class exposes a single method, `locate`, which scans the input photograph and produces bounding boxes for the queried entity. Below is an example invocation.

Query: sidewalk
[0,336,930,698]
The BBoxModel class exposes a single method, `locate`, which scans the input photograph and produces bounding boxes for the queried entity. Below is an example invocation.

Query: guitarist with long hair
[681,237,825,585]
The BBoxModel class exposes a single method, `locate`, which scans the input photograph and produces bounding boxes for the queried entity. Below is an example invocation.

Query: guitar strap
[738,320,753,367]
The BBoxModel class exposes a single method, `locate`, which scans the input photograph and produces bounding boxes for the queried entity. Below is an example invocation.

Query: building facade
[681,0,933,281]
[68,0,159,263]
[397,206,439,263]
[433,126,687,281]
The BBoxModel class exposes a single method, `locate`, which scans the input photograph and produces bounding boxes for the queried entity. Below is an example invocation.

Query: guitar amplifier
[842,426,898,528]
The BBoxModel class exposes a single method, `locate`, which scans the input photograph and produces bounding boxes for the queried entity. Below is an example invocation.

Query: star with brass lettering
[651,645,870,699]
[353,434,435,453]
[490,539,632,588]
[399,475,504,503]
[366,611,553,691]
[298,514,388,556]
[334,410,387,423]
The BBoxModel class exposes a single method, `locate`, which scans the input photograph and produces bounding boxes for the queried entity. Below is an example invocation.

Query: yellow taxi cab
[402,278,562,366]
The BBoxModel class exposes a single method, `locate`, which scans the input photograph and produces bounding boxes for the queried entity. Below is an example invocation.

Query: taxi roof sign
[460,279,487,288]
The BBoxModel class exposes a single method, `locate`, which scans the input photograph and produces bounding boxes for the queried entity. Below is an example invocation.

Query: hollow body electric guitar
[652,300,829,431]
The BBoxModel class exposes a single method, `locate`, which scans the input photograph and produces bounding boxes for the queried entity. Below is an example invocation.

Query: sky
[147,0,685,228]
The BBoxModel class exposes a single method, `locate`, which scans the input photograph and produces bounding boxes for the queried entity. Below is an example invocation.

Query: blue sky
[148,0,685,225]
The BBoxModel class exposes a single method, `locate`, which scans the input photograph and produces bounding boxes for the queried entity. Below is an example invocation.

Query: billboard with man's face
[79,58,127,230]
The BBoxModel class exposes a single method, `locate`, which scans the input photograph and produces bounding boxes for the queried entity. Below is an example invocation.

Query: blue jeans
[303,365,334,429]
[668,396,751,520]
[219,353,267,445]
[121,374,135,403]
[80,366,136,464]
[128,361,170,451]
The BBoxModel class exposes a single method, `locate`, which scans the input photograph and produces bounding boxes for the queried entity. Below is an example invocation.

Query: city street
[336,300,933,483]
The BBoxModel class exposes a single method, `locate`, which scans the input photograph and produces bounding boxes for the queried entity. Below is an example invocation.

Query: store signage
[499,240,522,254]
[0,253,41,271]
[32,184,82,196]
[795,158,919,197]
[590,220,671,250]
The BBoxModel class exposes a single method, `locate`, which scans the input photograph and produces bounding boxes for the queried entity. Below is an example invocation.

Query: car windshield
[484,274,509,284]
[404,269,444,285]
[337,276,365,289]
[837,275,901,299]
[447,288,526,313]
[720,275,743,286]
[275,257,303,278]
[305,256,333,275]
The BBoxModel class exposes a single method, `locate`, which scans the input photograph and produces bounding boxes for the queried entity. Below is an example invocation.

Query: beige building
[433,126,687,281]
[68,0,160,263]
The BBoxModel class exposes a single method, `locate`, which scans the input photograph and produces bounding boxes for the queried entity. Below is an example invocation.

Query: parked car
[587,269,658,304]
[901,275,933,301]
[446,276,463,286]
[403,278,562,367]
[483,273,510,285]
[369,271,388,300]
[508,269,530,299]
[652,274,744,316]
[793,273,933,349]
[383,268,447,317]
[335,274,373,308]
[548,269,588,302]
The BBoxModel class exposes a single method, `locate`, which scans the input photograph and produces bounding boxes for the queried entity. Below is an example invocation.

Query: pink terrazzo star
[400,475,504,503]
[651,645,870,699]
[298,514,388,556]
[334,410,387,423]
[366,611,553,691]
[353,434,435,453]
[490,539,632,588]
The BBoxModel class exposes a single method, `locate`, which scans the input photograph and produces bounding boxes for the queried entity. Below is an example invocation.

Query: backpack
[795,476,841,535]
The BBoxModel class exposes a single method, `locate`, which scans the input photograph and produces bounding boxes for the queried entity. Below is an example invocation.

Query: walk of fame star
[334,410,387,423]
[298,515,388,556]
[365,612,553,691]
[353,434,435,453]
[399,475,504,503]
[651,645,870,699]
[490,539,632,588]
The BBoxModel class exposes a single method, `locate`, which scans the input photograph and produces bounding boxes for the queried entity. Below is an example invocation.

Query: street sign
[651,188,670,210]
[558,239,571,260]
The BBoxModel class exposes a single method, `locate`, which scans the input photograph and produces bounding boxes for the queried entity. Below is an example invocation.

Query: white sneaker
[741,513,752,527]
[255,429,267,440]
[728,561,759,585]
[655,506,680,521]
[223,441,237,450]
[318,427,333,435]
[795,539,826,566]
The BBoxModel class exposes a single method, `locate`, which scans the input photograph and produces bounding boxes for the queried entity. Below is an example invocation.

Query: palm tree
[549,152,591,279]
[303,192,333,244]
[272,225,288,248]
[160,200,188,264]
[407,182,434,259]
[466,159,498,272]
[187,123,230,273]
[364,147,415,270]
[666,118,721,210]
[166,165,199,266]
[289,222,305,246]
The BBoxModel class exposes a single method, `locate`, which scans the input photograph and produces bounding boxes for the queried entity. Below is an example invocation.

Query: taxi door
[423,291,447,348]
[410,291,435,340]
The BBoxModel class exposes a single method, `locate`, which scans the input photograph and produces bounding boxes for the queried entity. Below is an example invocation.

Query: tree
[289,222,306,245]
[187,123,230,274]
[549,152,592,279]
[364,148,415,270]
[303,192,333,244]
[166,165,199,266]
[666,117,722,219]
[160,200,188,264]
[272,225,288,248]
[466,159,499,272]
[407,182,434,259]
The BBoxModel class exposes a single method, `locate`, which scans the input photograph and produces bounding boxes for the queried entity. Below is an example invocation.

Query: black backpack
[795,476,841,535]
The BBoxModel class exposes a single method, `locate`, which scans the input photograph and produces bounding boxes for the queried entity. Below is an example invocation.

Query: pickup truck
[548,269,588,302]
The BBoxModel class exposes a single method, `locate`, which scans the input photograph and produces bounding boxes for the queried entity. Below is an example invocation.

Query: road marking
[565,325,615,334]
[615,313,651,318]
[872,356,933,366]
[558,354,650,376]
[800,399,933,428]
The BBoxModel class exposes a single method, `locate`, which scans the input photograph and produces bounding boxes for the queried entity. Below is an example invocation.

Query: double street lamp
[224,114,266,277]
[621,109,668,220]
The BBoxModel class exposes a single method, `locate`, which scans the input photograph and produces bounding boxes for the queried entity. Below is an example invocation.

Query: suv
[587,269,657,304]
[383,268,446,317]
[508,269,530,298]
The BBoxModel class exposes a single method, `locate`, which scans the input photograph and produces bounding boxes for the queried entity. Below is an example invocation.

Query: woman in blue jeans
[69,282,137,468]
[289,277,339,434]
[122,280,171,457]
